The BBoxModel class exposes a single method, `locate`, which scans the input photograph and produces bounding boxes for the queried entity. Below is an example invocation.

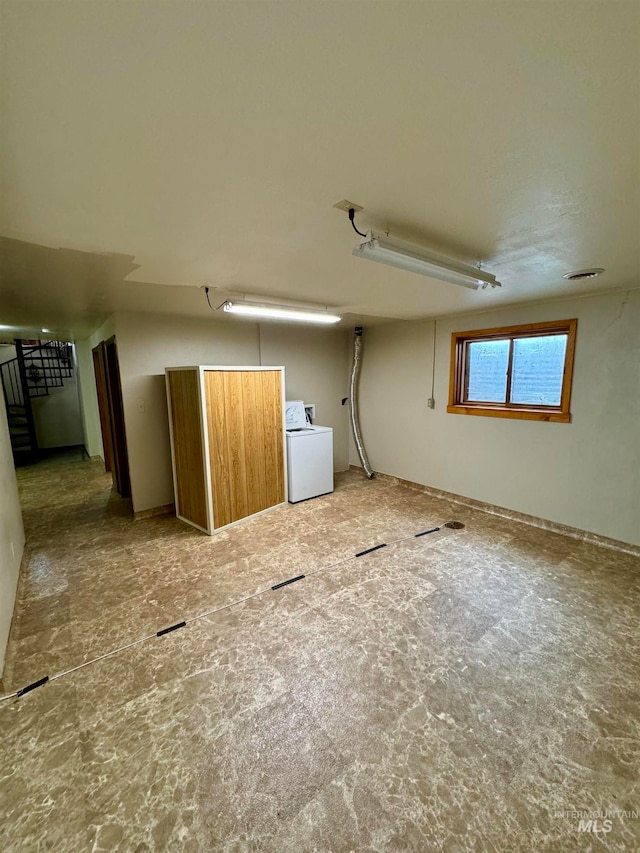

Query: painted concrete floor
[1,459,639,852]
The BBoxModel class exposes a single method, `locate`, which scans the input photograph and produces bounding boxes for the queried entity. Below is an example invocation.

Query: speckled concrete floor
[1,459,639,851]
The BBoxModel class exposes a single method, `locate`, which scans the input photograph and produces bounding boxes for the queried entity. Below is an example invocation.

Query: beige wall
[259,324,350,468]
[110,312,350,513]
[0,393,25,676]
[89,316,117,350]
[352,289,640,547]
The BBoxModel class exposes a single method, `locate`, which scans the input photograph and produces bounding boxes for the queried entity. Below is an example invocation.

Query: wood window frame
[447,318,577,423]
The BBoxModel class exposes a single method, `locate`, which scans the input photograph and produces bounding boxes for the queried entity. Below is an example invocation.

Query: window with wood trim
[447,319,577,422]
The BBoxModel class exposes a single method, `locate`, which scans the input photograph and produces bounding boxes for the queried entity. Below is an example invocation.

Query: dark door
[93,337,130,499]
[92,344,113,473]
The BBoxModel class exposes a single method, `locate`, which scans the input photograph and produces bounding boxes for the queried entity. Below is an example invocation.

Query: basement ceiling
[0,0,638,337]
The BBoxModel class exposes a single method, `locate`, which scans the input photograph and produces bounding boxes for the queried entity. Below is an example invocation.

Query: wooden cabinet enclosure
[165,366,287,534]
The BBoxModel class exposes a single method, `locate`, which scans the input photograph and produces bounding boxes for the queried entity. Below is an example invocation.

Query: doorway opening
[0,338,87,467]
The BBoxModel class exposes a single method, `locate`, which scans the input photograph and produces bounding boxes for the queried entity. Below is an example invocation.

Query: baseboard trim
[349,465,639,556]
[133,503,175,520]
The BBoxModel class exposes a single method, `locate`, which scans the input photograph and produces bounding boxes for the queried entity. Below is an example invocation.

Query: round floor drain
[444,521,465,529]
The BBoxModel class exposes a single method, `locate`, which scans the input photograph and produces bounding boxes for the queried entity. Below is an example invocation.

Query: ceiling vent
[562,268,605,281]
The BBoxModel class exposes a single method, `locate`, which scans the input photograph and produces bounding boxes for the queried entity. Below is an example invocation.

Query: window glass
[467,339,509,403]
[511,334,567,405]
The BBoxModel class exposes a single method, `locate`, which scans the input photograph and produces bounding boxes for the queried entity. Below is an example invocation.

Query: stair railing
[14,340,39,454]
[0,356,25,408]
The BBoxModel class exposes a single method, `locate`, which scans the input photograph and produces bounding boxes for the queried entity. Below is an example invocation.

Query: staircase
[1,339,74,465]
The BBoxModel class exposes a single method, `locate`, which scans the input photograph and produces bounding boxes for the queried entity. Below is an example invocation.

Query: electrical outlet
[333,199,363,213]
[427,398,435,409]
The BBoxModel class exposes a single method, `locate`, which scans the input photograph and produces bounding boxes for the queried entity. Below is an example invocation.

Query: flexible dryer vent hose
[350,326,374,479]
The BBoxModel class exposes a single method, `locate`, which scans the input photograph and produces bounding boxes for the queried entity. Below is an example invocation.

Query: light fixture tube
[223,301,341,324]
[352,231,501,290]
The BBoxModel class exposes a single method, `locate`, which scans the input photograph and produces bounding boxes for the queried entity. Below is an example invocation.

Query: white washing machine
[286,425,334,503]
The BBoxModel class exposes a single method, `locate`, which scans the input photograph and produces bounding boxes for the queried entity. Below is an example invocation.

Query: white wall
[0,345,16,365]
[30,365,84,448]
[0,393,25,677]
[353,289,640,547]
[108,312,350,513]
[75,339,104,458]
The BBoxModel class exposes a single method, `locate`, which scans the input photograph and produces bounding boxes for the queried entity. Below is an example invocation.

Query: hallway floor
[1,459,639,851]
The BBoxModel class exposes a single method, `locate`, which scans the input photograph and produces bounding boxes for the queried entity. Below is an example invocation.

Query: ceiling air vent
[562,268,604,281]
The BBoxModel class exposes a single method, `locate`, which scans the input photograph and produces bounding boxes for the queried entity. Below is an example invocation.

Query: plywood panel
[167,370,208,529]
[242,371,268,516]
[223,371,249,522]
[204,369,284,528]
[204,371,232,529]
[261,370,285,507]
[273,371,285,502]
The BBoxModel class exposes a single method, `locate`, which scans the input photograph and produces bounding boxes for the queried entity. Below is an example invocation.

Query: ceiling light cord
[349,208,367,238]
[204,286,227,312]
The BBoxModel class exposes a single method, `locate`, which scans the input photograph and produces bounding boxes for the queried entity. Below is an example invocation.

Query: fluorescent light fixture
[0,324,53,332]
[352,231,501,290]
[223,301,341,324]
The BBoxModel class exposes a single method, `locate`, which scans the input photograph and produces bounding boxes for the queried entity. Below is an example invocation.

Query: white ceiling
[1,0,639,338]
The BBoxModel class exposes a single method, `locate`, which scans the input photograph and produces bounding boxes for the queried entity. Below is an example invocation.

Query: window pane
[467,339,509,403]
[511,334,567,405]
